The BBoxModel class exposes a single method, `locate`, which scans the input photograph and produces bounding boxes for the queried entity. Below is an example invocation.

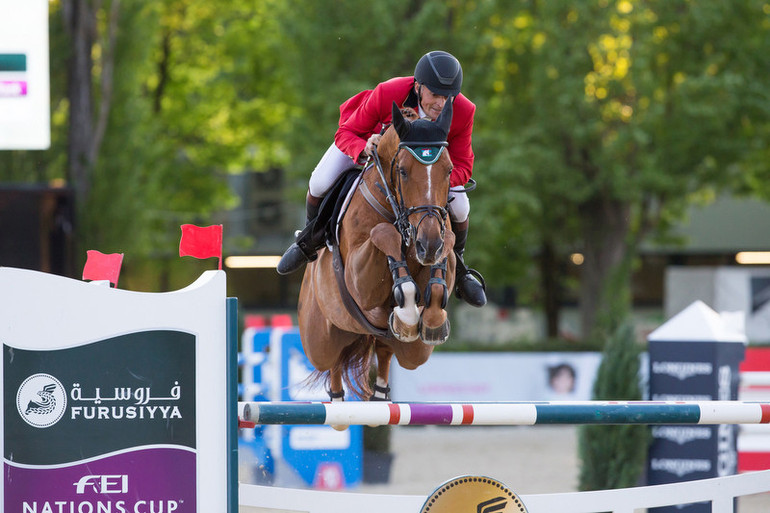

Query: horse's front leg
[420,258,451,345]
[369,223,420,342]
[420,231,456,345]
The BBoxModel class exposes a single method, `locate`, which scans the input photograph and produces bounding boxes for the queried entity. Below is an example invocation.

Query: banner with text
[0,268,229,513]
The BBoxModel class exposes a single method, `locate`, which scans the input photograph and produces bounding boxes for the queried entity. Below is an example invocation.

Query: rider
[277,50,486,308]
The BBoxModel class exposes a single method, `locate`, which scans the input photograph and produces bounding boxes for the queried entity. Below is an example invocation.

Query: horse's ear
[392,101,410,140]
[435,97,453,135]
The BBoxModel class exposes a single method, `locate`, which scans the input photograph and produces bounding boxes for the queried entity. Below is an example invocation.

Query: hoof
[420,318,450,346]
[332,423,349,432]
[389,311,419,343]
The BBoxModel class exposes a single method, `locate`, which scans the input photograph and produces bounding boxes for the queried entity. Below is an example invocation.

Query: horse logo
[420,476,528,513]
[16,373,68,428]
[477,497,509,513]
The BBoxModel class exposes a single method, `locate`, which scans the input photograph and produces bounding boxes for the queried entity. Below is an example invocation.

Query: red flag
[82,250,124,287]
[179,224,223,269]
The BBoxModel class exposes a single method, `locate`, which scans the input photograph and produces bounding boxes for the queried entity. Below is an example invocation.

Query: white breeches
[308,143,470,224]
[308,144,357,198]
[447,187,469,224]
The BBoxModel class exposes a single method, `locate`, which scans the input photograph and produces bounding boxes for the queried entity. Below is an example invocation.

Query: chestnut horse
[298,101,456,401]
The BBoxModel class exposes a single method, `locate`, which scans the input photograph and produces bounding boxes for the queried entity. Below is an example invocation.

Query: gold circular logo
[420,476,528,513]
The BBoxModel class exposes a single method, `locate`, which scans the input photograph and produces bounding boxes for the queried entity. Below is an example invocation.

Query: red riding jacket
[334,76,475,188]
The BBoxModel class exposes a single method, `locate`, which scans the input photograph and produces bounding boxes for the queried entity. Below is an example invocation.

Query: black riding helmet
[414,51,463,97]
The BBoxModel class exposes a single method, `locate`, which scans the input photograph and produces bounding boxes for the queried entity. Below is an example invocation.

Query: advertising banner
[0,268,230,512]
[5,331,197,512]
[0,0,50,149]
[647,300,746,513]
[239,328,362,489]
[391,351,602,402]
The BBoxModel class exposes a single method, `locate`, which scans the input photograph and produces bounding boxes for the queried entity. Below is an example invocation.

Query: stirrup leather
[454,252,487,307]
[454,254,486,292]
[294,219,325,261]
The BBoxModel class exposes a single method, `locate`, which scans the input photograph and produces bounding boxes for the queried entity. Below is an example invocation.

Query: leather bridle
[368,140,449,248]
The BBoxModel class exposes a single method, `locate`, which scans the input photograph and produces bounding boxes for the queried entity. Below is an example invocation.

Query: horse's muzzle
[415,234,444,266]
[408,206,447,266]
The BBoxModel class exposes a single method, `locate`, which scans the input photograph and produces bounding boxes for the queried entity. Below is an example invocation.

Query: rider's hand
[364,134,382,157]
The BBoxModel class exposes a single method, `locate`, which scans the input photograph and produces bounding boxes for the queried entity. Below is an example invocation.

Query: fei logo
[16,373,68,428]
[74,475,129,494]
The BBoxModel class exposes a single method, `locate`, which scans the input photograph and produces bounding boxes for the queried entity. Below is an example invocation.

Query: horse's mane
[400,107,420,121]
[381,106,448,154]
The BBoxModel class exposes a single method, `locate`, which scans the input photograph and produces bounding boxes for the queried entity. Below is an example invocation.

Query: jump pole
[239,401,770,427]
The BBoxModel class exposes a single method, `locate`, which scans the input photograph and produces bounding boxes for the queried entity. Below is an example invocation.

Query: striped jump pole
[238,401,770,428]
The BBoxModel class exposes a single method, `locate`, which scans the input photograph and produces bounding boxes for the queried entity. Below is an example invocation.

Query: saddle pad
[332,173,362,247]
[312,168,361,247]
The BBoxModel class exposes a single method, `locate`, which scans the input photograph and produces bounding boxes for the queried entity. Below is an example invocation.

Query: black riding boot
[453,226,487,307]
[277,193,323,275]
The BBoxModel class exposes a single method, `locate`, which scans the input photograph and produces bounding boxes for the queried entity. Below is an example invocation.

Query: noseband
[369,141,449,248]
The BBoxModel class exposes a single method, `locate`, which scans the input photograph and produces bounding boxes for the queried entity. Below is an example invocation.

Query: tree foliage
[460,0,770,338]
[578,322,649,490]
[2,0,770,326]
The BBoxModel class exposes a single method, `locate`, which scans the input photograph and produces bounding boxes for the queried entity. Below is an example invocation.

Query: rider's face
[417,84,448,121]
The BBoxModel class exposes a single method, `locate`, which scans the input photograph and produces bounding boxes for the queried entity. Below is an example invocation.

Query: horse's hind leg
[328,370,345,401]
[328,369,349,431]
[370,342,394,401]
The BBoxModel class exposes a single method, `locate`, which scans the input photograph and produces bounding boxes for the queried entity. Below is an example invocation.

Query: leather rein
[368,140,450,247]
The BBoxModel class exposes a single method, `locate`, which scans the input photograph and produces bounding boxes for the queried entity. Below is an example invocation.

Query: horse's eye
[399,167,408,178]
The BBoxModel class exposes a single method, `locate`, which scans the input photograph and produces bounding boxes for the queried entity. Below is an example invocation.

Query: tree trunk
[62,0,118,213]
[540,239,561,339]
[63,0,95,208]
[579,196,632,341]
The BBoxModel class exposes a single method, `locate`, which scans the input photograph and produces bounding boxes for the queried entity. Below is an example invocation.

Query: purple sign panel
[4,331,197,512]
[6,449,195,512]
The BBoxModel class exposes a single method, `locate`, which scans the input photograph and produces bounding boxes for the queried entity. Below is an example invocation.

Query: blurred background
[6,2,770,503]
[3,0,770,346]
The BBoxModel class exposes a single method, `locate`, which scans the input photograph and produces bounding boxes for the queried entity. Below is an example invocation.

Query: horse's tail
[339,336,376,399]
[311,335,375,400]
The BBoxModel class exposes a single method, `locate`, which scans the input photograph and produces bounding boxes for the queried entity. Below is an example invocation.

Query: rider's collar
[399,142,448,165]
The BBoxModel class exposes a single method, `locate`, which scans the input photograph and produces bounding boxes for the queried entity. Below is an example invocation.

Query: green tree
[273,1,465,183]
[4,0,770,317]
[578,322,649,490]
[463,0,770,339]
[3,0,298,289]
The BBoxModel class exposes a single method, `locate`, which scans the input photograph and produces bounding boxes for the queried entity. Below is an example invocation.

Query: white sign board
[0,0,50,149]
[0,268,230,512]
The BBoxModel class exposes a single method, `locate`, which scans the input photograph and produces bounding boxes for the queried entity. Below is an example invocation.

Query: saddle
[295,168,362,257]
[294,166,393,338]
